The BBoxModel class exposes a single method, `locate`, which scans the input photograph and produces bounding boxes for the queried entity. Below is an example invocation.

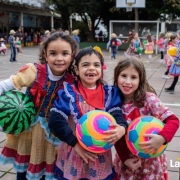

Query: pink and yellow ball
[126,116,167,158]
[76,110,116,153]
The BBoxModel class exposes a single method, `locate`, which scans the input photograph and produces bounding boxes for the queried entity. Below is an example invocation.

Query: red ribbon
[30,88,46,107]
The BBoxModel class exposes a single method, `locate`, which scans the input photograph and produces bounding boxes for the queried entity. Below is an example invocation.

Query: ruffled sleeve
[145,92,173,121]
[49,82,78,147]
[51,82,79,119]
[104,85,122,112]
[104,85,128,128]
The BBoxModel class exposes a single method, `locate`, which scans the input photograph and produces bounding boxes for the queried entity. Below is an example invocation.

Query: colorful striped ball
[126,116,167,159]
[76,110,116,153]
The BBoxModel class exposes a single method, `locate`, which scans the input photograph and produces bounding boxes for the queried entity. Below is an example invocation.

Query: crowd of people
[2,27,80,62]
[107,29,180,93]
[0,28,179,180]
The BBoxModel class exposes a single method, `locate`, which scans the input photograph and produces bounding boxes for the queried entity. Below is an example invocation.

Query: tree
[46,0,73,30]
[46,0,117,41]
[45,0,180,41]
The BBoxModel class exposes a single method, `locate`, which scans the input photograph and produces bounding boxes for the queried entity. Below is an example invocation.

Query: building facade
[0,0,61,37]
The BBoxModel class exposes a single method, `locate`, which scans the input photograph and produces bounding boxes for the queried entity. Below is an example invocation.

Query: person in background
[162,34,177,79]
[144,34,154,61]
[0,38,7,55]
[125,32,142,58]
[16,27,24,51]
[14,35,22,53]
[41,30,51,43]
[8,29,17,62]
[26,33,32,46]
[164,32,180,93]
[64,30,70,35]
[72,29,80,44]
[33,32,37,46]
[23,32,28,47]
[106,33,121,59]
[98,30,104,41]
[156,32,165,62]
[123,30,133,43]
[45,30,50,39]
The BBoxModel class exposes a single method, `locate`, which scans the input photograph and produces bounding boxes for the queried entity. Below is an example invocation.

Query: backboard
[116,0,146,8]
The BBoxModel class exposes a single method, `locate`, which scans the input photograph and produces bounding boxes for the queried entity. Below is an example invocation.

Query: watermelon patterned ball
[0,91,36,135]
[76,110,116,153]
[126,116,167,159]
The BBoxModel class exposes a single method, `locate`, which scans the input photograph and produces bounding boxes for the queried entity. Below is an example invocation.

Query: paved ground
[0,46,180,179]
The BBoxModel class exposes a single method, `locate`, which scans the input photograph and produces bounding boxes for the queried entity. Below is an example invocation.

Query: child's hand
[103,123,126,144]
[139,134,166,154]
[74,142,98,163]
[124,157,141,171]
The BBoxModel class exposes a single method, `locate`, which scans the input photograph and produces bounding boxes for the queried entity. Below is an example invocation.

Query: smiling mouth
[86,74,96,77]
[123,86,131,91]
[55,64,64,66]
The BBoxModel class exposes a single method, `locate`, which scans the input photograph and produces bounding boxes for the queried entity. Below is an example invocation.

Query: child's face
[134,33,138,39]
[75,53,102,88]
[45,38,72,76]
[172,37,177,44]
[117,65,140,101]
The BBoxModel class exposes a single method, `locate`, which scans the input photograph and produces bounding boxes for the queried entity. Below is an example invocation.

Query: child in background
[0,31,78,180]
[144,34,154,61]
[164,32,180,92]
[113,56,179,180]
[107,33,121,59]
[14,35,22,53]
[156,32,165,62]
[49,47,128,180]
[123,30,133,43]
[8,29,17,62]
[162,34,177,79]
[33,32,37,46]
[26,34,32,46]
[0,38,7,55]
[72,29,80,44]
[125,32,142,58]
[164,32,173,54]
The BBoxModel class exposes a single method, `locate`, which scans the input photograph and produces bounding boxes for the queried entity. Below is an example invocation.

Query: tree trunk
[88,18,96,42]
[134,8,139,32]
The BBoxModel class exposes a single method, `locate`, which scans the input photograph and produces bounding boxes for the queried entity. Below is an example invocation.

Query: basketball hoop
[126,3,133,12]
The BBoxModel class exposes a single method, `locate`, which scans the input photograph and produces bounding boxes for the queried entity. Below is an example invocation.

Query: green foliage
[45,0,180,41]
[72,21,89,42]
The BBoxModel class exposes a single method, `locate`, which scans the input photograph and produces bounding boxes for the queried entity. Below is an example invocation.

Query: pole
[51,14,54,31]
[70,17,72,33]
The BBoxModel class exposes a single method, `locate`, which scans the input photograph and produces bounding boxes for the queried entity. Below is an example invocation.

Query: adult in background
[8,29,17,62]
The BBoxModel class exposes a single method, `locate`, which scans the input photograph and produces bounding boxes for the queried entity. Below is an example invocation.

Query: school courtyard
[0,47,180,179]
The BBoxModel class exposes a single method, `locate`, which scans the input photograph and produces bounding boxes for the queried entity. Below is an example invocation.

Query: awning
[51,11,61,18]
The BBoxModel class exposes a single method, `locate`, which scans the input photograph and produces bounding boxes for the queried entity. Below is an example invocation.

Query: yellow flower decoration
[93,46,104,57]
